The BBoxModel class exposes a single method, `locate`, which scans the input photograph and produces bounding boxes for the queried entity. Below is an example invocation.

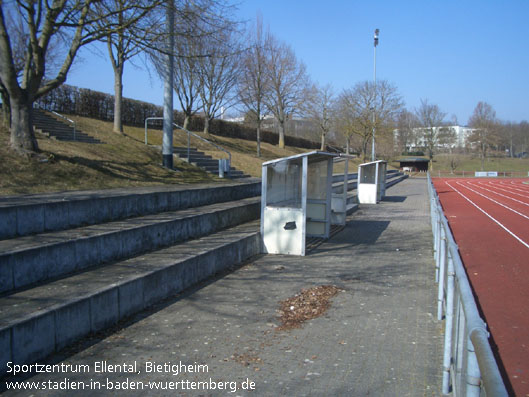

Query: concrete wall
[0,182,260,240]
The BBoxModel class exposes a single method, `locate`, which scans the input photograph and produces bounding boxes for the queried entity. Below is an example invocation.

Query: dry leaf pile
[277,285,341,330]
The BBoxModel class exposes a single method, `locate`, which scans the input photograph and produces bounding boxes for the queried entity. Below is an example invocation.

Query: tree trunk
[113,66,124,134]
[1,99,10,128]
[320,131,326,151]
[346,137,350,155]
[256,123,261,157]
[278,121,285,149]
[183,114,190,130]
[9,96,39,153]
[203,117,210,134]
[362,138,369,162]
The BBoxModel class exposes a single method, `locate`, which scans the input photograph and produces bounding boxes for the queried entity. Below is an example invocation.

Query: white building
[394,125,476,150]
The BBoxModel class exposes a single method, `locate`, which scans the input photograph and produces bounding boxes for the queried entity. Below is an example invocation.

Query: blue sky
[67,0,529,124]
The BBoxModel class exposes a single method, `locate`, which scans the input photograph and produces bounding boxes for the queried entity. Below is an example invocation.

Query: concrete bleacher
[0,181,261,374]
[332,169,408,215]
[0,170,407,376]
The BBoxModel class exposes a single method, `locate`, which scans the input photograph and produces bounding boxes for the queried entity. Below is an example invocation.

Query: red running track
[434,178,529,396]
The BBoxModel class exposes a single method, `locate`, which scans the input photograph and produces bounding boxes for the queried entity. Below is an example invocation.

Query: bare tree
[396,109,419,154]
[468,101,499,170]
[335,80,402,161]
[172,35,202,130]
[415,98,447,164]
[449,154,462,174]
[237,14,270,156]
[148,0,240,134]
[94,0,161,134]
[305,83,335,150]
[264,35,308,148]
[0,1,156,155]
[333,93,356,155]
[197,28,241,134]
[513,120,529,156]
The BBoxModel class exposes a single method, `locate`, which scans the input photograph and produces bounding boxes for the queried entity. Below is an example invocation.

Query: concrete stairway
[0,181,261,374]
[173,147,250,178]
[33,108,101,143]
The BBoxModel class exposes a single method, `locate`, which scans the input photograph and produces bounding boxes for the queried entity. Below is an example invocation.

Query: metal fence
[432,170,528,178]
[427,173,508,396]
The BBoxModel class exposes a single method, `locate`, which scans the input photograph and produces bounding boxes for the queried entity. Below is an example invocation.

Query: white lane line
[457,181,529,220]
[505,179,529,191]
[446,181,529,250]
[493,181,529,196]
[481,180,529,198]
[470,181,529,206]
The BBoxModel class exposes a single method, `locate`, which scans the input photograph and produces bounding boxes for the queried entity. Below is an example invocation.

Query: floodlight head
[374,29,379,47]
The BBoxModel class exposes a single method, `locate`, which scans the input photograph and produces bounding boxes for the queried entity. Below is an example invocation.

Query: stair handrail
[33,102,77,141]
[144,117,231,177]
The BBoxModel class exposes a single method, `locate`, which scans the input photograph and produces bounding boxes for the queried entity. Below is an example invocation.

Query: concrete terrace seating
[331,169,408,214]
[0,181,261,374]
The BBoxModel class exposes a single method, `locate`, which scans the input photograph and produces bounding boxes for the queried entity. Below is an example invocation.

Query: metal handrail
[144,117,231,177]
[427,172,507,396]
[33,103,77,141]
[433,170,529,178]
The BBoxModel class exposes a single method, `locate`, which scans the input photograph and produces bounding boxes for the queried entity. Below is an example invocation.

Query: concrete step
[332,172,358,183]
[35,129,101,143]
[386,173,409,188]
[332,179,357,194]
[32,109,102,144]
[0,181,261,239]
[180,154,214,162]
[173,147,202,155]
[172,147,249,179]
[191,159,221,167]
[0,197,260,294]
[0,220,261,374]
[332,170,406,194]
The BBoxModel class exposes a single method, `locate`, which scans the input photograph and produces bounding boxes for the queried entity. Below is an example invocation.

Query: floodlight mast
[371,28,379,162]
[162,0,175,169]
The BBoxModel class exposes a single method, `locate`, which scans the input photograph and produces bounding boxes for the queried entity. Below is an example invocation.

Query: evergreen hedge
[36,84,319,149]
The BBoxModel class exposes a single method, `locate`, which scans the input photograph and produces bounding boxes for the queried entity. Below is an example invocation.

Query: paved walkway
[3,178,443,396]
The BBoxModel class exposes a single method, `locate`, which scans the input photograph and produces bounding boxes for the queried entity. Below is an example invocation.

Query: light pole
[371,28,379,162]
[162,0,175,169]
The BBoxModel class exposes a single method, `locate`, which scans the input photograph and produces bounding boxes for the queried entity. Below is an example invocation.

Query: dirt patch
[277,285,341,331]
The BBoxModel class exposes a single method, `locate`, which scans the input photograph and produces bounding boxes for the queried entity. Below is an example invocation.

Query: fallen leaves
[276,285,341,331]
[231,352,263,367]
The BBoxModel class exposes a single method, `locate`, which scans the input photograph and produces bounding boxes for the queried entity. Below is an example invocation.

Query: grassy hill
[0,115,338,195]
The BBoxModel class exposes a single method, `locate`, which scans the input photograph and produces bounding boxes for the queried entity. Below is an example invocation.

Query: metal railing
[427,173,507,396]
[34,103,77,141]
[144,117,231,177]
[433,170,528,178]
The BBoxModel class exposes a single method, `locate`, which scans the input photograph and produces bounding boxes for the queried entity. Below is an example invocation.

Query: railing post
[466,338,482,397]
[144,119,148,145]
[435,216,441,282]
[442,253,455,394]
[437,227,447,320]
